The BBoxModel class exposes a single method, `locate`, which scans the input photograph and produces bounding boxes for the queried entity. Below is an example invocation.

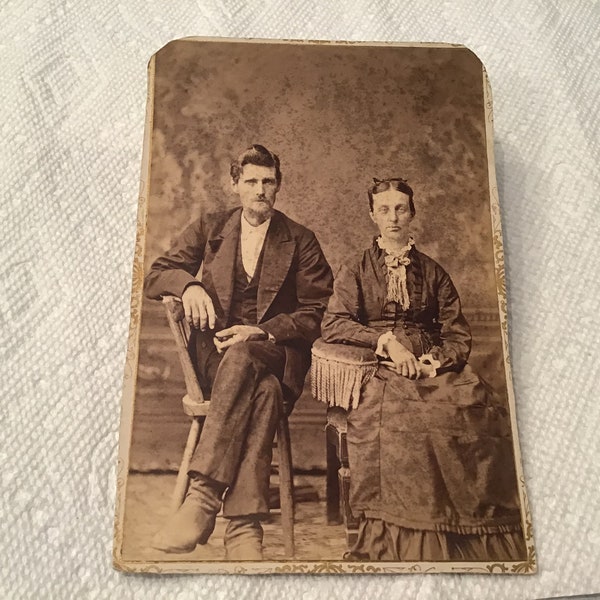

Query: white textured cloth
[241,214,271,280]
[1,1,599,599]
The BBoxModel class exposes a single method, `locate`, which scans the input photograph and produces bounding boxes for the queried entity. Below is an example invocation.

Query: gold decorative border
[112,38,536,575]
[483,64,537,574]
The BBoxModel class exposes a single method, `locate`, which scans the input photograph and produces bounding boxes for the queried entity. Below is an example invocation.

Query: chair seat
[311,338,379,410]
[311,337,378,364]
[182,394,211,417]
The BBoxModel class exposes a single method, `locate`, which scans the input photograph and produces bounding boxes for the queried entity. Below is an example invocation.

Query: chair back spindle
[162,296,205,405]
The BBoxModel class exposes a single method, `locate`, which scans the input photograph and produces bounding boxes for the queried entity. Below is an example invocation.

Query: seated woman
[321,177,526,562]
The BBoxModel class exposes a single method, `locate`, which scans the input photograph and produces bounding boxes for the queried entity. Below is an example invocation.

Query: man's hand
[213,325,268,353]
[182,285,216,330]
[386,338,422,379]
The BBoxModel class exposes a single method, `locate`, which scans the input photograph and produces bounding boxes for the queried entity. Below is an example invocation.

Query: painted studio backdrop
[130,41,506,488]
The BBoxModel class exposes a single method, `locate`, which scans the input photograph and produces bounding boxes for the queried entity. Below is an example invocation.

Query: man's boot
[223,516,264,560]
[151,474,225,553]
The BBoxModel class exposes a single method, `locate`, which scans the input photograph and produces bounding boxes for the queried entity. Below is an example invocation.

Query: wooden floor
[120,472,348,563]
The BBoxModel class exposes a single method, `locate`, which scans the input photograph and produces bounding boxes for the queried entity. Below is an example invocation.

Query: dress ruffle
[345,518,527,562]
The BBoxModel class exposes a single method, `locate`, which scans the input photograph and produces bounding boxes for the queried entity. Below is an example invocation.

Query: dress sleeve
[321,262,383,349]
[426,266,472,372]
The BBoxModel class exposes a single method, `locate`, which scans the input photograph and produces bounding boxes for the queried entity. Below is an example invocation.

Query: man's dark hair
[230,144,282,184]
[368,177,415,216]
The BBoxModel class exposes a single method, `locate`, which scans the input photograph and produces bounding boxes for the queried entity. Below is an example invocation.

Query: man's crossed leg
[152,340,287,559]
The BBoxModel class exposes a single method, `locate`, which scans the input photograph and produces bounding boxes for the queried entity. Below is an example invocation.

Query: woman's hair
[368,177,415,216]
[230,144,282,184]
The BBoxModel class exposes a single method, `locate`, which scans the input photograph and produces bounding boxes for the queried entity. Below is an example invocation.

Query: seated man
[144,144,333,559]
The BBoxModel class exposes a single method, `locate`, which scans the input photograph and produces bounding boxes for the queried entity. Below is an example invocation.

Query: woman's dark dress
[321,241,525,561]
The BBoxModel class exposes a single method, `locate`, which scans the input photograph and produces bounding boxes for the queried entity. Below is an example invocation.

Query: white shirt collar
[240,212,271,280]
[240,212,271,236]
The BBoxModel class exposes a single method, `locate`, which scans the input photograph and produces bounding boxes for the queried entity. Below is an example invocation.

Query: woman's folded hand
[385,338,422,379]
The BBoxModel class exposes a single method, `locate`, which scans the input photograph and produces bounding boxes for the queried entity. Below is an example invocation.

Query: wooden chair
[310,338,379,549]
[162,296,295,558]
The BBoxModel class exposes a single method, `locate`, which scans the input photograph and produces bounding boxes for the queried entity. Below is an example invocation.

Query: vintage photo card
[113,38,535,574]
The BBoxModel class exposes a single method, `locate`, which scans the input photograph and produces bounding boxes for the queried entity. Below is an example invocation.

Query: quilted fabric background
[1,1,599,598]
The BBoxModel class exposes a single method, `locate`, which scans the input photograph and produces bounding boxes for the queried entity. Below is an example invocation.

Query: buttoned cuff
[182,280,206,295]
[375,331,396,358]
[257,327,276,344]
[418,353,442,378]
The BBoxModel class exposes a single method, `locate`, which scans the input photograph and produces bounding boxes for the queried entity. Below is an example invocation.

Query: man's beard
[247,201,273,221]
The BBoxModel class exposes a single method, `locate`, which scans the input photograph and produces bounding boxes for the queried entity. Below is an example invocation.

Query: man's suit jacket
[144,207,333,400]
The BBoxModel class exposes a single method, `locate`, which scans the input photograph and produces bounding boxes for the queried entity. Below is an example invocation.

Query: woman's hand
[386,338,422,379]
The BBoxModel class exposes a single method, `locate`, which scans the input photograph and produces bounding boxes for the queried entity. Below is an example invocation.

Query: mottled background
[147,41,496,309]
[128,41,509,479]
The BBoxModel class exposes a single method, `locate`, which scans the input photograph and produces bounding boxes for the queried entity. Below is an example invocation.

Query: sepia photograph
[113,38,534,574]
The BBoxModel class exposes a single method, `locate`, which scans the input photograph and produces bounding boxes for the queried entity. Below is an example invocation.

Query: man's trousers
[189,332,287,518]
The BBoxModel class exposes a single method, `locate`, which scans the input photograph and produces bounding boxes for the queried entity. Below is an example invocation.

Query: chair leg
[338,466,359,549]
[276,413,295,558]
[170,417,203,514]
[326,432,342,524]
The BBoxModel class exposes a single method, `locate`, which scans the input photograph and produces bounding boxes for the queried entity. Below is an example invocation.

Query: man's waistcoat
[228,235,264,327]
